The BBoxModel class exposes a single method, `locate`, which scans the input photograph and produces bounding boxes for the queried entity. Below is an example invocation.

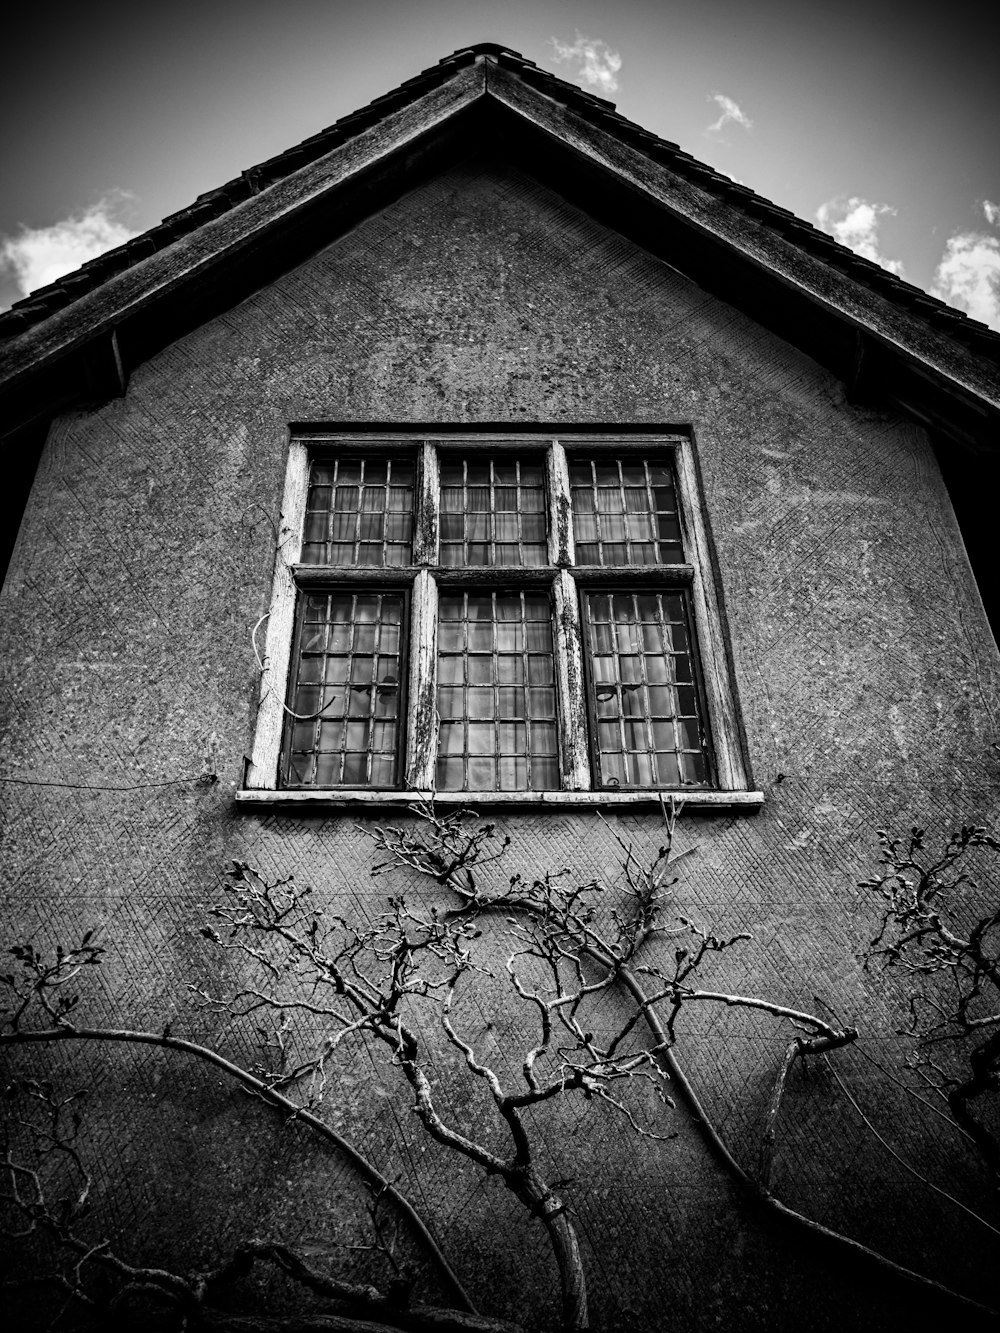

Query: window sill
[236,788,765,812]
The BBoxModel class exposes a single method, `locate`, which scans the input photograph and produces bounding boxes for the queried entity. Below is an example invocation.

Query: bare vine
[861,823,1000,1181]
[0,939,483,1331]
[357,798,857,1323]
[9,805,998,1330]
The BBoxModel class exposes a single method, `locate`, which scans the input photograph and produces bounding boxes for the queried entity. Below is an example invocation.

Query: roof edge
[0,58,487,400]
[0,44,997,450]
[481,57,1000,415]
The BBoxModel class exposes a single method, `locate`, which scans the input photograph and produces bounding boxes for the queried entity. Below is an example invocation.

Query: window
[242,431,759,808]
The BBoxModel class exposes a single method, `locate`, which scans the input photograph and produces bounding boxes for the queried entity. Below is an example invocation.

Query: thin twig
[823,1056,1000,1240]
[0,1025,475,1315]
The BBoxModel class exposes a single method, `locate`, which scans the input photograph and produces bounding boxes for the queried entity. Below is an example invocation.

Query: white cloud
[815,196,905,276]
[930,232,1000,331]
[550,33,622,97]
[0,194,138,302]
[982,199,1000,226]
[706,93,752,136]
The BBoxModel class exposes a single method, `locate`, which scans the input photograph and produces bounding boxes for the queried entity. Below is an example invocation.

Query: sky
[2,0,999,329]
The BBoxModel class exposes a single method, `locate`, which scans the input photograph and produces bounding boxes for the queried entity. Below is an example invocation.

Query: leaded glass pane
[436,591,559,791]
[285,591,404,787]
[569,456,684,565]
[301,457,415,565]
[582,590,709,788]
[439,457,548,566]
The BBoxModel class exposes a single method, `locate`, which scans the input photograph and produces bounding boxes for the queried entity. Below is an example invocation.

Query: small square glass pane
[439,723,465,756]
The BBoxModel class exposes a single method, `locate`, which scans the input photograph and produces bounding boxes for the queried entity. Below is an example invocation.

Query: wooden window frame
[239,428,762,811]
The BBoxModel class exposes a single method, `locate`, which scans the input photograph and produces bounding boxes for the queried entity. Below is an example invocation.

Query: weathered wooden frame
[241,428,762,810]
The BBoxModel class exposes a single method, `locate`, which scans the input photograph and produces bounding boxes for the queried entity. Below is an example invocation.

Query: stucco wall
[2,158,999,1330]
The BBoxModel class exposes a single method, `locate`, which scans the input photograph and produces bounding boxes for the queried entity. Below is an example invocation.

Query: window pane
[438,686,464,716]
[379,623,400,654]
[438,622,464,652]
[301,456,415,565]
[527,655,553,684]
[284,591,404,787]
[369,754,396,786]
[467,655,493,685]
[436,591,559,791]
[569,455,684,565]
[374,688,397,717]
[681,751,709,783]
[582,590,709,788]
[498,721,526,752]
[468,722,494,753]
[499,756,527,791]
[528,687,555,716]
[467,622,492,652]
[468,757,496,789]
[498,687,525,716]
[438,456,549,567]
[468,689,496,719]
[439,655,463,686]
[496,622,524,653]
[436,756,465,788]
[439,723,464,755]
[354,624,376,653]
[677,717,701,750]
[314,753,340,785]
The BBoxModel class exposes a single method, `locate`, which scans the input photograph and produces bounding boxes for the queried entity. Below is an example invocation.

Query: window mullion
[405,569,438,790]
[672,442,748,790]
[247,439,309,789]
[413,441,439,566]
[513,460,523,563]
[547,441,574,566]
[617,462,630,564]
[553,569,590,790]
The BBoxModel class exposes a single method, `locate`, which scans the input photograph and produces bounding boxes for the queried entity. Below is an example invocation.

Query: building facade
[2,45,999,1333]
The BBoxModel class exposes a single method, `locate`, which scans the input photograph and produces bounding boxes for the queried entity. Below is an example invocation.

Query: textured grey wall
[2,159,998,1330]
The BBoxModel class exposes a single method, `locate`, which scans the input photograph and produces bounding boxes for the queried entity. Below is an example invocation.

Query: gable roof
[3,43,999,437]
[3,43,1000,622]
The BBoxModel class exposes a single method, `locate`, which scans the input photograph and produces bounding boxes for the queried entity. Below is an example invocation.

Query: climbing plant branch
[861,822,1000,1180]
[0,942,478,1327]
[362,798,862,1324]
